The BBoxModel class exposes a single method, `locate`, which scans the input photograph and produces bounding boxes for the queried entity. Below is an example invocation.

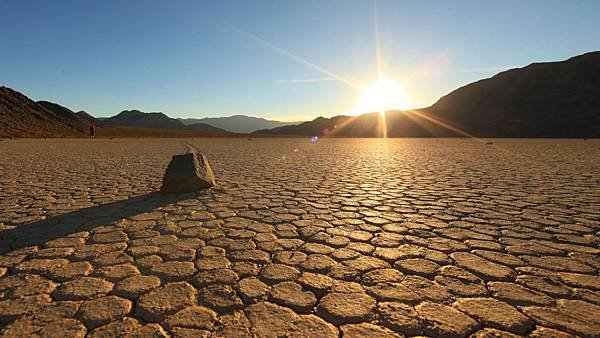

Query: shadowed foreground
[0,138,599,337]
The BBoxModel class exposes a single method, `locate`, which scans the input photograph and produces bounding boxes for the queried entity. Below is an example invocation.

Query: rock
[160,152,215,194]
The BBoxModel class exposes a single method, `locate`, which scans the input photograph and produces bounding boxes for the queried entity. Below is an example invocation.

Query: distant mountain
[185,122,229,133]
[178,115,304,133]
[0,87,85,138]
[102,110,229,133]
[256,51,600,138]
[102,110,185,129]
[253,112,448,137]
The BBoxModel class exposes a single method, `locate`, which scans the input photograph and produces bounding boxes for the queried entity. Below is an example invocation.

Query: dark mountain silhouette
[256,51,600,138]
[103,110,229,133]
[179,115,304,133]
[102,110,186,129]
[37,101,93,133]
[426,51,600,137]
[0,87,85,138]
[253,112,448,137]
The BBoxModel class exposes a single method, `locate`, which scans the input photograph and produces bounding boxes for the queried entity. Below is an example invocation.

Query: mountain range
[2,51,599,138]
[178,116,304,133]
[255,51,600,138]
[102,110,226,133]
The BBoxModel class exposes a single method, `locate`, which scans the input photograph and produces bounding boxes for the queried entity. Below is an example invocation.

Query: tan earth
[0,138,599,337]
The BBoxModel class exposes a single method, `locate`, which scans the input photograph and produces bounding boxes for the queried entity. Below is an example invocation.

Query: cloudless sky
[1,0,599,120]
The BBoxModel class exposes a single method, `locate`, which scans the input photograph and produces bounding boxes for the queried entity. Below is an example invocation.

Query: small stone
[161,152,215,193]
[316,292,376,324]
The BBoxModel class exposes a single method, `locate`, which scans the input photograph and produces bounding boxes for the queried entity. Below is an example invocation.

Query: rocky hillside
[0,87,85,138]
[37,101,94,133]
[427,51,600,137]
[256,51,600,138]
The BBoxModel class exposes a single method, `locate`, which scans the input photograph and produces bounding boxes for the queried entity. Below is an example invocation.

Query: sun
[354,77,410,114]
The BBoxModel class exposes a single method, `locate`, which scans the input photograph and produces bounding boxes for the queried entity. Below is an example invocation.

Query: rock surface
[160,152,215,193]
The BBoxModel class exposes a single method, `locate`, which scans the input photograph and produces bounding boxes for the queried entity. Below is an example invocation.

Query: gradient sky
[2,0,599,121]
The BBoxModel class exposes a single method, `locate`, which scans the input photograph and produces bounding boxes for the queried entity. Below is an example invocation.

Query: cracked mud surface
[0,138,599,337]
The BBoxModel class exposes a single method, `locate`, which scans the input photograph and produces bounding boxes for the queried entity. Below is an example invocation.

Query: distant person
[90,124,96,139]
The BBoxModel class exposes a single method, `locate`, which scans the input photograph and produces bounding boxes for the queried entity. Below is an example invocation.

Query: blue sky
[1,0,599,120]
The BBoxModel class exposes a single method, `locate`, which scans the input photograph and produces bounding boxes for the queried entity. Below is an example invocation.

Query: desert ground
[0,138,599,337]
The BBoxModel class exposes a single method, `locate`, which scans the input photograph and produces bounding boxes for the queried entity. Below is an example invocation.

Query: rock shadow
[0,192,194,254]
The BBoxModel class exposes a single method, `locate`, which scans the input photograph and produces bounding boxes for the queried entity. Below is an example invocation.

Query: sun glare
[354,77,410,114]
